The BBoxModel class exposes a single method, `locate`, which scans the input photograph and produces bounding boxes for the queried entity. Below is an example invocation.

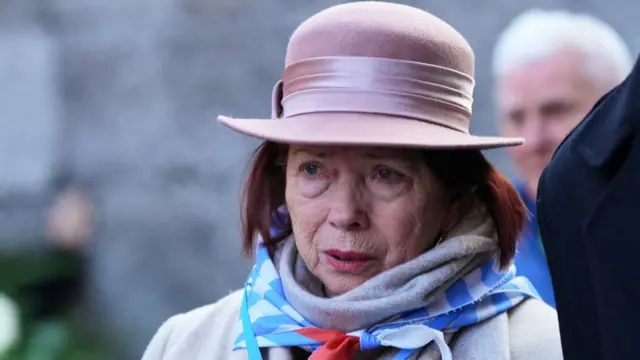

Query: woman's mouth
[324,249,375,273]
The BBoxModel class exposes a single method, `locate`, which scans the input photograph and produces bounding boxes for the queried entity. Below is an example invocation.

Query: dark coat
[537,55,640,360]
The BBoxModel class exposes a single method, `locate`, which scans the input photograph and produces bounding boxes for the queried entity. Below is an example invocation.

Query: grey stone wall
[0,0,637,358]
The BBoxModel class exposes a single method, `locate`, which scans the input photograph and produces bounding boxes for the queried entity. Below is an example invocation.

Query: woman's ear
[441,192,475,233]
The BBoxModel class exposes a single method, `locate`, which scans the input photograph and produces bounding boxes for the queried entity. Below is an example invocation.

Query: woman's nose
[327,182,370,231]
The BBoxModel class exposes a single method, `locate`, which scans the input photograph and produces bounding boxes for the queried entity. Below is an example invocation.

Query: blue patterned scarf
[235,209,538,359]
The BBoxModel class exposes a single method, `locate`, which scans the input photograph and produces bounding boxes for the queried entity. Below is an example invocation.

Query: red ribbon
[297,328,361,360]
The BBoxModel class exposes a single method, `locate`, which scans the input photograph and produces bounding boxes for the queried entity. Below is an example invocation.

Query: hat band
[271,56,475,133]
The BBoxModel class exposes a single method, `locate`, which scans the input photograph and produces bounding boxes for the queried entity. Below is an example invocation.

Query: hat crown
[285,2,474,78]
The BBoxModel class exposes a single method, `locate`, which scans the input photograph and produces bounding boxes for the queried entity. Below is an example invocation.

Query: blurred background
[0,0,638,359]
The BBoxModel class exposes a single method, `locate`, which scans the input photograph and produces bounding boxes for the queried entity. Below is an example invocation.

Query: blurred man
[492,9,633,307]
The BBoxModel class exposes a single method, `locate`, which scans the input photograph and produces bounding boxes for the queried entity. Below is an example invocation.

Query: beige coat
[142,289,563,360]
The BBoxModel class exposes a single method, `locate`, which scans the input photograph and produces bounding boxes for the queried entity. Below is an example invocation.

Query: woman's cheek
[368,180,410,201]
[298,178,331,198]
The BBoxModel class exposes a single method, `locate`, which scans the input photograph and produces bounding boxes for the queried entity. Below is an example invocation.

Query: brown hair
[241,141,526,268]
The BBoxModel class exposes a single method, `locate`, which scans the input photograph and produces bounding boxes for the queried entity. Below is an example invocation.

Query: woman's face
[285,145,453,296]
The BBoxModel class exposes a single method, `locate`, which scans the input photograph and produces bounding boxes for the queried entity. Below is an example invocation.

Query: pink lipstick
[324,249,375,273]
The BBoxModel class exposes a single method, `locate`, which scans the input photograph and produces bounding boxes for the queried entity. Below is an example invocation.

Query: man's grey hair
[492,9,633,88]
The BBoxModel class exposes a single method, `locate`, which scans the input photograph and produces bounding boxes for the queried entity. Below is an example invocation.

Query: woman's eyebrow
[364,152,401,160]
[292,148,331,158]
[364,152,418,164]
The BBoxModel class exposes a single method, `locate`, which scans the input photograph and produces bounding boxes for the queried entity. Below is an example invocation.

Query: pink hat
[218,2,524,149]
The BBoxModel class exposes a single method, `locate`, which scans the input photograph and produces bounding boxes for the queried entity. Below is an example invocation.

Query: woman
[142,2,562,359]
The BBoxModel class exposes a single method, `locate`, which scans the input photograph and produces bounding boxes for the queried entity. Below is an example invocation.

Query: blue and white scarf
[235,247,537,359]
[235,207,539,359]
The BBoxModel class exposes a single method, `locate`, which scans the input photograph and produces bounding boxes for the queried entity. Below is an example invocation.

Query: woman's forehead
[289,145,420,160]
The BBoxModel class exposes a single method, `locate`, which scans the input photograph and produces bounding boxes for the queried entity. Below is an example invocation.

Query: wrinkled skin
[285,145,459,296]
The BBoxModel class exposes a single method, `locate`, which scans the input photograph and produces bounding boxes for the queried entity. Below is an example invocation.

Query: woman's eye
[374,168,402,181]
[300,163,322,176]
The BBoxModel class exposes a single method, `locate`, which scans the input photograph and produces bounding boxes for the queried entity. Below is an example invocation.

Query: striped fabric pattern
[235,243,539,360]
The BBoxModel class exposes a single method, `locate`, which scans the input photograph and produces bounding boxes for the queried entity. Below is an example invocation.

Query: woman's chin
[317,261,381,296]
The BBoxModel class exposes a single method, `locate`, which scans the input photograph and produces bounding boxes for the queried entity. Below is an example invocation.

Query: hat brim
[217,113,523,149]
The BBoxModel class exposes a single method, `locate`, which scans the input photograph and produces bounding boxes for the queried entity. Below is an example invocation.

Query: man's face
[497,48,608,197]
